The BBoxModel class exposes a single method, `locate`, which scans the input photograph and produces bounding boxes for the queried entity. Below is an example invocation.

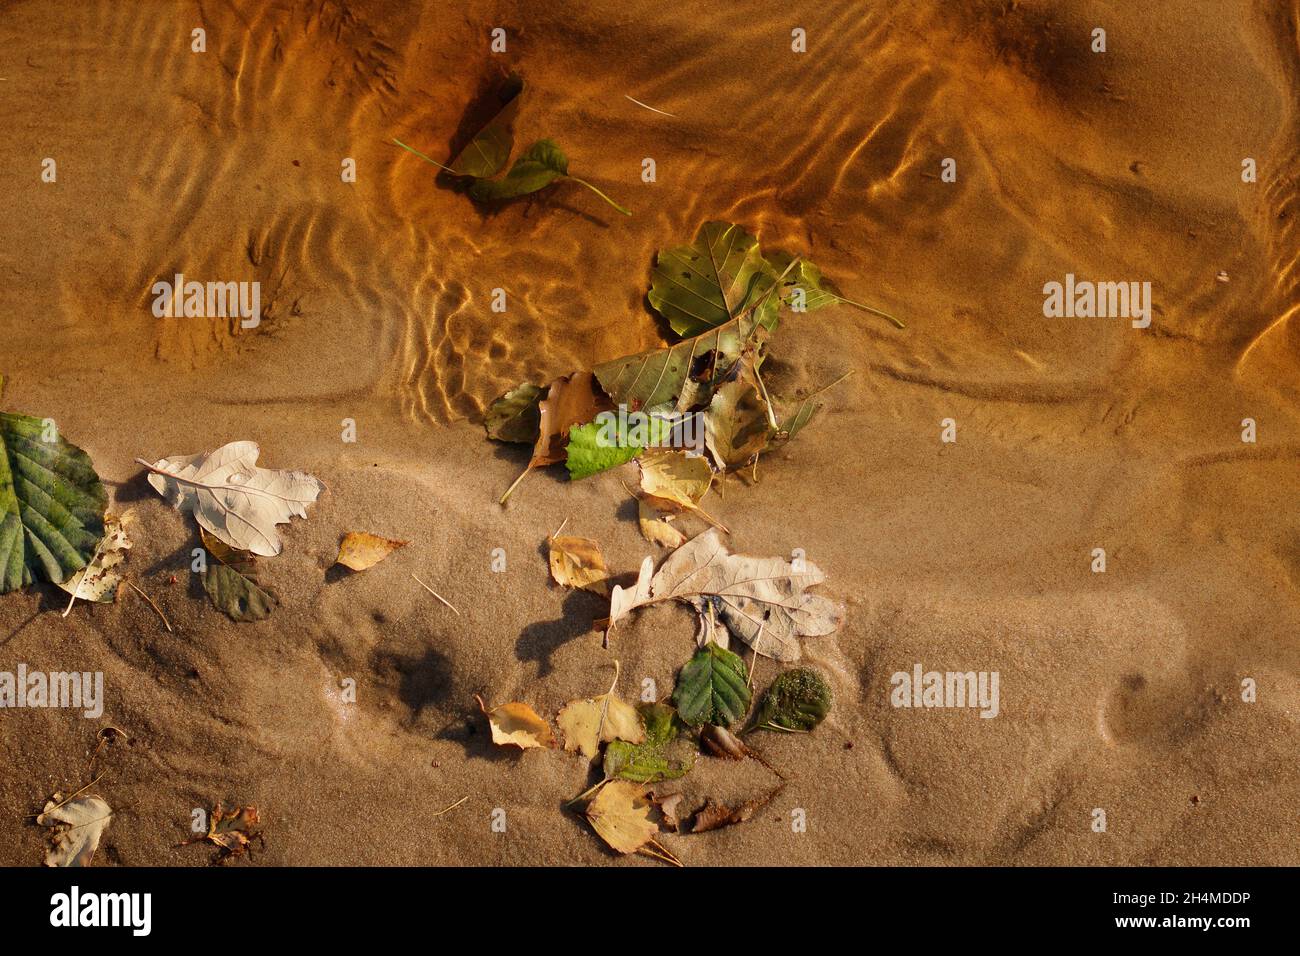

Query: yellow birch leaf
[475,695,555,749]
[548,534,609,594]
[557,661,645,759]
[585,780,659,855]
[335,532,408,571]
[638,500,686,549]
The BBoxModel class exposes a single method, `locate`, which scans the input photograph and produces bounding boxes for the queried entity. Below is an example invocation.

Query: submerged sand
[1,0,1298,865]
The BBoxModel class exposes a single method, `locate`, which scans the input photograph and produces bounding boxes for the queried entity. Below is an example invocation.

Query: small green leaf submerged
[750,668,832,733]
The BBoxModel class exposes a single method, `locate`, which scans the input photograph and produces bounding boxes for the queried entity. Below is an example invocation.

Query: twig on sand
[126,580,172,633]
[431,795,469,817]
[625,94,676,118]
[27,771,106,821]
[412,574,460,615]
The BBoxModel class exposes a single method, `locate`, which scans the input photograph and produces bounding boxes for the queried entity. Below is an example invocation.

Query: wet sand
[1,0,1298,865]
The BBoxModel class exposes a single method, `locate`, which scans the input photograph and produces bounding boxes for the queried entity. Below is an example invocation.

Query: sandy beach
[1,0,1298,866]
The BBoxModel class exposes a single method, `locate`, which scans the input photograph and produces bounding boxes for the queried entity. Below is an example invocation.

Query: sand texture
[1,0,1299,866]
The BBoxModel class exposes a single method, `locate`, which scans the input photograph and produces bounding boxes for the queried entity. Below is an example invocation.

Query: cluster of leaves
[486,220,899,509]
[477,639,833,864]
[394,75,630,216]
[1,378,413,626]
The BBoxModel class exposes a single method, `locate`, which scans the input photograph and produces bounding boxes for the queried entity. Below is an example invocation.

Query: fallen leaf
[335,532,407,571]
[584,780,677,863]
[0,402,107,594]
[181,802,262,862]
[689,785,784,833]
[649,788,686,831]
[704,380,772,473]
[446,73,524,178]
[672,641,752,728]
[485,382,544,443]
[38,794,112,867]
[558,661,644,759]
[564,413,671,481]
[769,252,903,329]
[647,222,780,337]
[638,500,686,549]
[548,534,609,594]
[468,139,630,215]
[699,723,750,760]
[137,440,324,557]
[636,450,720,523]
[593,316,755,414]
[475,694,555,749]
[59,511,132,611]
[603,702,695,783]
[200,527,278,622]
[750,668,833,732]
[607,528,841,662]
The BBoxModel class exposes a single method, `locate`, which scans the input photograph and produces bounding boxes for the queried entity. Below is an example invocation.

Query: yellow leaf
[638,451,712,509]
[476,695,555,749]
[335,532,408,571]
[548,534,609,594]
[637,500,686,549]
[557,661,645,759]
[585,780,659,855]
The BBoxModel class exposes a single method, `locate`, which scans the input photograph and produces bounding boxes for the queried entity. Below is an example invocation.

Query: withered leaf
[335,532,407,571]
[38,794,112,867]
[557,661,644,759]
[548,534,609,595]
[475,694,555,749]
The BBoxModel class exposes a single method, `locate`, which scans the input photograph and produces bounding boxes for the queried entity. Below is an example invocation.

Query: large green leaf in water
[0,387,107,594]
[447,74,524,178]
[648,222,780,338]
[593,310,762,413]
[469,138,569,202]
[673,642,752,728]
[603,702,696,783]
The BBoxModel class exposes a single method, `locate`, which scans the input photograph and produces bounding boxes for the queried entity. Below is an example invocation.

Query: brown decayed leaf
[557,661,644,759]
[335,532,407,571]
[548,534,609,594]
[181,802,263,862]
[689,785,785,834]
[532,371,613,468]
[476,694,556,749]
[704,379,772,473]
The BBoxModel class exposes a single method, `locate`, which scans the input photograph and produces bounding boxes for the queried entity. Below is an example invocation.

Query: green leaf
[593,311,761,413]
[0,409,107,594]
[673,642,752,728]
[603,703,696,783]
[751,668,832,732]
[485,382,544,444]
[648,222,780,338]
[447,74,524,178]
[200,528,277,622]
[564,413,671,481]
[769,252,904,329]
[469,138,570,202]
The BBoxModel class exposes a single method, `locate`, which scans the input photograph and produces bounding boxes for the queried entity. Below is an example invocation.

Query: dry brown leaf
[38,794,112,867]
[335,532,407,571]
[585,780,664,856]
[533,371,614,468]
[689,785,784,833]
[59,512,132,611]
[181,802,262,862]
[557,661,645,759]
[476,694,556,749]
[606,528,842,661]
[548,534,610,594]
[638,500,687,548]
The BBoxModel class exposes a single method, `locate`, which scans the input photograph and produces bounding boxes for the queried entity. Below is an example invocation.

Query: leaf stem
[831,292,905,329]
[566,176,632,216]
[391,137,458,174]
